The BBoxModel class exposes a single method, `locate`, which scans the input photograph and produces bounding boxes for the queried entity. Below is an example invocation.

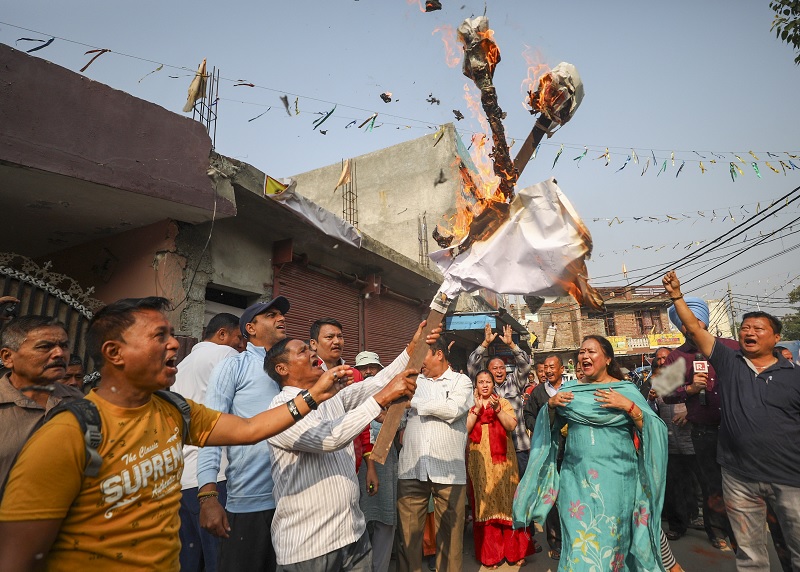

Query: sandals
[548,549,561,561]
[512,559,526,567]
[711,537,731,551]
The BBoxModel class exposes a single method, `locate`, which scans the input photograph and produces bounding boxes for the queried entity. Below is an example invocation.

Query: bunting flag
[596,147,610,166]
[294,97,299,115]
[280,95,291,116]
[641,158,650,176]
[248,107,271,122]
[730,162,738,182]
[631,149,639,164]
[552,144,564,169]
[358,112,378,129]
[657,160,667,176]
[138,64,163,83]
[615,155,631,172]
[182,59,207,112]
[80,48,111,73]
[264,174,288,196]
[312,105,336,130]
[334,159,352,191]
[700,161,707,174]
[573,146,588,166]
[751,162,762,178]
[16,37,55,53]
[766,161,780,174]
[676,160,685,178]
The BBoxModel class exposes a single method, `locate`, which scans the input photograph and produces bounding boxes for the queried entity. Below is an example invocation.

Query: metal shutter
[364,295,426,365]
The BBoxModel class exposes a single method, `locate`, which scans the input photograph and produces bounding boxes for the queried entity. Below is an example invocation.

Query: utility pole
[727,283,738,338]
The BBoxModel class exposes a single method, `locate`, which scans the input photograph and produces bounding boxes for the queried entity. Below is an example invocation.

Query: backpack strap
[154,390,192,444]
[46,400,103,478]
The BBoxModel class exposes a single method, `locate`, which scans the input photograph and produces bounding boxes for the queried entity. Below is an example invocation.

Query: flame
[477,29,500,74]
[433,25,462,68]
[406,0,425,12]
[520,46,551,111]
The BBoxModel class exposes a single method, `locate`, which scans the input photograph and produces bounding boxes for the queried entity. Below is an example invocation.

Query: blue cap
[240,296,290,338]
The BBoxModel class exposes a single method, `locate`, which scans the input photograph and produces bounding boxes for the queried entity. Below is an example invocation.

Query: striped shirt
[267,350,409,565]
[398,367,474,485]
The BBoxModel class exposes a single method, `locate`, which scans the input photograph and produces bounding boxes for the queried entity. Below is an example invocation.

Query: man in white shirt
[265,325,431,572]
[397,337,474,572]
[171,313,243,572]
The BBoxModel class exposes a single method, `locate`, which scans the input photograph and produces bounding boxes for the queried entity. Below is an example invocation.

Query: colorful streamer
[248,107,271,122]
[552,144,564,169]
[573,146,588,166]
[312,105,336,130]
[615,155,631,172]
[80,49,111,73]
[641,158,650,176]
[751,162,762,178]
[138,64,164,83]
[676,160,685,178]
[657,160,667,176]
[16,37,55,53]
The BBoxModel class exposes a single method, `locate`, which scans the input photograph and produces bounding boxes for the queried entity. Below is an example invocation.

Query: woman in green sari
[513,335,668,571]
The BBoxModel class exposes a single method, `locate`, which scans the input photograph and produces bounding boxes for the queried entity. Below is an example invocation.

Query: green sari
[513,381,668,572]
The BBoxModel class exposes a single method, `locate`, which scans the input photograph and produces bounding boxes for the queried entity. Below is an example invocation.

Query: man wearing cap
[196,297,290,572]
[661,295,738,551]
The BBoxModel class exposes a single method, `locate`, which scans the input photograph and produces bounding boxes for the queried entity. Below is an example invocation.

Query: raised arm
[662,271,715,358]
[268,369,418,453]
[205,365,351,447]
[501,324,532,387]
[467,323,496,378]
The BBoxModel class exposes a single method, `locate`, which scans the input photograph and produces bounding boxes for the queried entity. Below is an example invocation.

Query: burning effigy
[372,15,601,463]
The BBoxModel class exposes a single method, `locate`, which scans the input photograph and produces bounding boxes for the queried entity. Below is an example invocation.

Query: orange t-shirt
[0,390,221,571]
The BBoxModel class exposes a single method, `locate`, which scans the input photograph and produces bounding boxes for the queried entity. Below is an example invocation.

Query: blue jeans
[179,482,228,572]
[722,468,800,571]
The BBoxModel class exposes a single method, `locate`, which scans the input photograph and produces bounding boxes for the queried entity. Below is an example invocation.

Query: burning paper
[526,62,584,127]
[429,178,604,310]
[651,358,687,397]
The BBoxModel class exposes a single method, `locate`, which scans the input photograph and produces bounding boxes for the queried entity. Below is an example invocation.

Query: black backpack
[45,390,192,477]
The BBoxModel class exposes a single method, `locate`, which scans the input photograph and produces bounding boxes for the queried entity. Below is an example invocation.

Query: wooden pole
[513,117,552,177]
[370,307,446,464]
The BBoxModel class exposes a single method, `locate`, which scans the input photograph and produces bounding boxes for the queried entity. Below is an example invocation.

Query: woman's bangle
[670,294,683,301]
[197,491,219,500]
[627,402,636,415]
[631,411,644,421]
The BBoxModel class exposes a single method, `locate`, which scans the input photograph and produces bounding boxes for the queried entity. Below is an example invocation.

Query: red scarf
[468,404,508,463]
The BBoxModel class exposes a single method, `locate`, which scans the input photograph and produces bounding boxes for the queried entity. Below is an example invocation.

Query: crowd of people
[0,267,797,572]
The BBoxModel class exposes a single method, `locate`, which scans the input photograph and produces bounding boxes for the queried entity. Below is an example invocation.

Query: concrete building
[520,285,685,369]
[290,123,470,265]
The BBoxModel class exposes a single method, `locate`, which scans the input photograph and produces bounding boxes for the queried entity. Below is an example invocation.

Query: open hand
[483,322,498,346]
[594,387,631,412]
[548,391,574,409]
[500,324,516,348]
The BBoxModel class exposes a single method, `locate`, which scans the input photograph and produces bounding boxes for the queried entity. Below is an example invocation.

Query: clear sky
[3,1,799,318]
